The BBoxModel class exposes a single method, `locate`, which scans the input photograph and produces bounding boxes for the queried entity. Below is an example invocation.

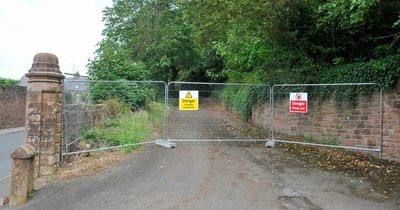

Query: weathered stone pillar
[9,145,36,206]
[25,53,64,177]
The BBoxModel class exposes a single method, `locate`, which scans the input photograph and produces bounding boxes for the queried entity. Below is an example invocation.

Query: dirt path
[10,103,400,210]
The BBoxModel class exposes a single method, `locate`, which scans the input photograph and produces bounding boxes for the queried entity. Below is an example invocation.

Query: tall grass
[84,101,164,152]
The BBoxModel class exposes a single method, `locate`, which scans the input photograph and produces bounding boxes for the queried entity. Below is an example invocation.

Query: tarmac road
[12,142,398,210]
[0,128,24,198]
[9,104,399,210]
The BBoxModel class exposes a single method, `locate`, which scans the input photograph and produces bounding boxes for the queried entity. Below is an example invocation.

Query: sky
[0,0,112,80]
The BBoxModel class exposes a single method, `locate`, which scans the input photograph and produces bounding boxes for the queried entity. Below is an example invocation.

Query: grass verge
[83,101,164,152]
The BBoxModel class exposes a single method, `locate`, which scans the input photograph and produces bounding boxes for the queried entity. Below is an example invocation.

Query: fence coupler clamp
[155,140,177,149]
[265,139,276,148]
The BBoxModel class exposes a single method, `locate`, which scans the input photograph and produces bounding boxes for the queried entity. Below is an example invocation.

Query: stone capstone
[10,144,36,159]
[25,53,64,83]
[9,145,36,207]
[29,53,61,74]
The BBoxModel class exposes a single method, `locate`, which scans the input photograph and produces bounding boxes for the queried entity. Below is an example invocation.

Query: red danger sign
[290,93,307,113]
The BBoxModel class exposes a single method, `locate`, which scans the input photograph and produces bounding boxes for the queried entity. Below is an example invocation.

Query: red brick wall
[0,85,26,129]
[251,81,400,162]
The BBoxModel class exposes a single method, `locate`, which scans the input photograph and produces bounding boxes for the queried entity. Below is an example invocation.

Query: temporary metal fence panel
[167,82,271,142]
[61,80,383,156]
[62,80,167,156]
[270,83,382,155]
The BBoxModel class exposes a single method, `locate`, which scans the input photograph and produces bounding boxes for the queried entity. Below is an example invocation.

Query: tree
[89,0,200,82]
[0,77,18,85]
[90,0,399,86]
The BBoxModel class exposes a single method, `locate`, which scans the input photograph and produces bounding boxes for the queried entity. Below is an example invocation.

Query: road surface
[9,106,400,210]
[0,128,25,198]
[11,142,399,210]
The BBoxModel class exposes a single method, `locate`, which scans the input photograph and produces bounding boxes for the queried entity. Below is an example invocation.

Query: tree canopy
[89,0,400,87]
[0,77,19,85]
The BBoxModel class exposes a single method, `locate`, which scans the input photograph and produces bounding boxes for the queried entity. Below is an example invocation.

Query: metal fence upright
[62,80,169,156]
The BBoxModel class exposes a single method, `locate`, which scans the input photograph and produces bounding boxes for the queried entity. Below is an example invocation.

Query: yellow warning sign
[179,90,198,110]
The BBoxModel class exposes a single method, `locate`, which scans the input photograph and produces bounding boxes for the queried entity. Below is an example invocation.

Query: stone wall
[251,81,400,162]
[0,85,26,129]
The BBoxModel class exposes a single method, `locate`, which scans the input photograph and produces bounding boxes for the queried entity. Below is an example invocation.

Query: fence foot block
[155,140,176,149]
[265,140,276,148]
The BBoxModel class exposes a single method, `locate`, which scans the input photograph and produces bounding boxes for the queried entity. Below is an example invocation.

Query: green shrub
[220,85,269,121]
[145,101,164,123]
[91,81,158,111]
[83,101,164,152]
[0,77,18,85]
[101,98,130,118]
[320,54,400,90]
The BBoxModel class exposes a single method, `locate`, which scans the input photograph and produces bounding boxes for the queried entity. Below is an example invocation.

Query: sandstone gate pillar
[25,53,64,177]
[9,145,36,206]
